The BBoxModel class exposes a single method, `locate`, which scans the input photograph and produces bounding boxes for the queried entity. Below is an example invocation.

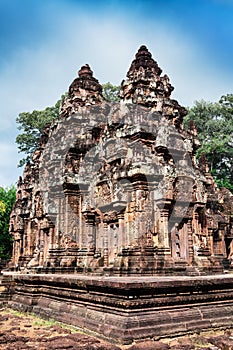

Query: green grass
[32,318,57,327]
[1,308,79,333]
[3,308,25,317]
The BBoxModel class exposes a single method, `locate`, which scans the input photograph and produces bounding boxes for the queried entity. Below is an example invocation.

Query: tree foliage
[16,97,65,167]
[184,94,233,192]
[102,82,120,102]
[16,84,120,166]
[0,186,16,260]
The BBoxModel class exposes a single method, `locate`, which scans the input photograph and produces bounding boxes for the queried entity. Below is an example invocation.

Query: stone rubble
[1,309,233,349]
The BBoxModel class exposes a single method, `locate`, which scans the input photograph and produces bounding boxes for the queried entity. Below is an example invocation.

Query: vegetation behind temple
[0,186,16,260]
[16,95,67,167]
[15,86,233,192]
[16,83,119,167]
[184,94,233,193]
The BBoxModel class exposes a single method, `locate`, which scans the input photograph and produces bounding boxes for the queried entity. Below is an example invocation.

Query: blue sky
[0,0,233,187]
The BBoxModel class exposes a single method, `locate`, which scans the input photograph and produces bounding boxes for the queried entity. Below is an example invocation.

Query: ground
[1,308,233,349]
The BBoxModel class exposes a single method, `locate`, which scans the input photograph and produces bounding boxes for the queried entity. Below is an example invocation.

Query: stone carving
[60,64,104,117]
[9,45,233,275]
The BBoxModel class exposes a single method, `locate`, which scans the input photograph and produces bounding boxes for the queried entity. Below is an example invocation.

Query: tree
[184,95,233,192]
[16,84,120,166]
[16,97,65,167]
[0,186,16,260]
[102,82,120,102]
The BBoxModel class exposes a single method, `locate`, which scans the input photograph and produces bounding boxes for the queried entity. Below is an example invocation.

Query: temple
[9,45,233,276]
[2,46,233,344]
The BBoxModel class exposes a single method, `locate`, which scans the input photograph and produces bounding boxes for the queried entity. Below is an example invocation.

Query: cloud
[0,142,22,187]
[0,1,233,187]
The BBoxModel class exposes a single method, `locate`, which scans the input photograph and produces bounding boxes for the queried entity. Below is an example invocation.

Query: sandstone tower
[9,45,233,275]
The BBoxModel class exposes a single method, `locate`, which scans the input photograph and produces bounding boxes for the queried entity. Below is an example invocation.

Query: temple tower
[9,46,233,275]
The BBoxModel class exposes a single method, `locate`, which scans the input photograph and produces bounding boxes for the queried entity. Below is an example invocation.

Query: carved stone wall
[9,46,233,275]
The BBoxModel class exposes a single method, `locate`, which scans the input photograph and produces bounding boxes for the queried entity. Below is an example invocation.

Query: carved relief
[9,45,232,275]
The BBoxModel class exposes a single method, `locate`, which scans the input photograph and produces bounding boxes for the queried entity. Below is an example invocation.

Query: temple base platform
[2,272,233,344]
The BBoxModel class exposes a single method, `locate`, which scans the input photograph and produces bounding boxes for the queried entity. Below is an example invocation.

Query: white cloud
[0,142,22,187]
[0,6,233,186]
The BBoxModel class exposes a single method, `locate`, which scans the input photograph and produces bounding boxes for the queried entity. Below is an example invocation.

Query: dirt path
[1,308,233,349]
[0,308,121,350]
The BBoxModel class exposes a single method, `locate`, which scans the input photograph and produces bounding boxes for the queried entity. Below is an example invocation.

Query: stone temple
[9,45,233,275]
[2,46,233,344]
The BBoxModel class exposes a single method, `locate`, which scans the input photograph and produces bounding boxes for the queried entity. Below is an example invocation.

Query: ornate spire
[127,45,163,79]
[60,64,104,117]
[119,45,187,128]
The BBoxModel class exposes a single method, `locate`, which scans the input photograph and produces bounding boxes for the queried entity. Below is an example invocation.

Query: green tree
[16,84,119,166]
[0,186,16,260]
[16,97,65,167]
[184,95,233,192]
[102,82,120,102]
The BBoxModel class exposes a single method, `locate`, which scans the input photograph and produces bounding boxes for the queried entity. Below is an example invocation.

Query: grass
[191,338,213,348]
[2,308,25,317]
[1,307,79,333]
[32,318,57,327]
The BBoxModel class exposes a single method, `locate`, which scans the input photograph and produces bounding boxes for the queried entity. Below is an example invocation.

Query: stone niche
[9,46,233,276]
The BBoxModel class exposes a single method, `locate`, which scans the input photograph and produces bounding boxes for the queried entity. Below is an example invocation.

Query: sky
[0,0,233,188]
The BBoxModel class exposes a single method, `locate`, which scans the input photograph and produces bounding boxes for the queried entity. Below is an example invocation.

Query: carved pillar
[78,195,83,248]
[65,195,69,236]
[43,229,49,265]
[174,224,181,259]
[193,211,200,235]
[118,213,125,249]
[187,219,194,263]
[206,227,213,255]
[49,225,55,250]
[79,190,88,249]
[28,220,33,256]
[158,208,171,255]
[38,226,45,266]
[84,211,96,254]
[103,221,108,267]
[219,224,227,256]
[13,232,21,267]
[125,212,131,247]
[55,196,62,248]
[23,219,29,256]
[208,227,214,256]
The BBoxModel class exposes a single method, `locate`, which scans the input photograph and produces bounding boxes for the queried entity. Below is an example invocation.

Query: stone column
[187,218,194,263]
[49,225,55,250]
[220,224,227,257]
[55,196,62,248]
[23,219,29,256]
[65,195,69,236]
[193,211,199,235]
[103,222,109,267]
[38,227,44,266]
[12,232,21,267]
[158,208,171,255]
[117,213,125,249]
[85,212,96,254]
[207,228,214,256]
[78,195,83,248]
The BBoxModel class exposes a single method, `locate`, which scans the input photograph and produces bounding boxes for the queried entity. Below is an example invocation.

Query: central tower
[9,46,232,276]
